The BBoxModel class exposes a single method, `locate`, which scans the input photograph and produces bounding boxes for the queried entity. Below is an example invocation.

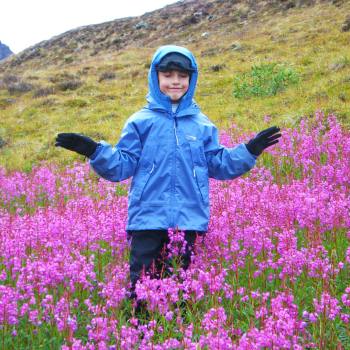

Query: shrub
[0,75,28,93]
[33,87,55,98]
[233,62,299,98]
[210,64,226,72]
[2,74,19,84]
[64,56,74,64]
[56,80,82,91]
[98,71,116,82]
[7,81,34,94]
[0,75,16,90]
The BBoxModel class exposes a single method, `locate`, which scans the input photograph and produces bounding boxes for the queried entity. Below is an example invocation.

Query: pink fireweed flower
[167,228,186,257]
[165,311,174,321]
[238,292,308,348]
[341,287,350,307]
[99,263,128,309]
[313,292,341,320]
[341,314,350,324]
[135,276,180,314]
[0,270,7,281]
[346,247,350,265]
[202,307,227,332]
[54,296,77,333]
[0,285,19,326]
[118,325,141,349]
[29,309,41,326]
[199,335,233,349]
[88,317,113,343]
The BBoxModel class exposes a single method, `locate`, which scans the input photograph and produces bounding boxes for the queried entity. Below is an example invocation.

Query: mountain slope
[0,41,13,61]
[0,0,345,70]
[0,0,349,171]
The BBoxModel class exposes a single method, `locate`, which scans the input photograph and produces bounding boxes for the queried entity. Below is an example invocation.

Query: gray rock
[231,42,242,51]
[134,21,149,30]
[329,62,346,71]
[193,12,203,17]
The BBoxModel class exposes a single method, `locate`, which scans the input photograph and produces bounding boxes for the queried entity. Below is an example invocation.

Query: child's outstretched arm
[205,125,281,180]
[55,120,141,182]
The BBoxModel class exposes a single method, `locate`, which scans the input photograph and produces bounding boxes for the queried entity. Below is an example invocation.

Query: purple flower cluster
[0,285,19,326]
[135,276,180,314]
[0,111,349,348]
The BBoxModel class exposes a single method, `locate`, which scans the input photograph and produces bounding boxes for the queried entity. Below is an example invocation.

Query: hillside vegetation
[0,0,350,171]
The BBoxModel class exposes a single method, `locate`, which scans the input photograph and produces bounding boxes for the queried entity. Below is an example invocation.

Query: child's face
[158,70,190,102]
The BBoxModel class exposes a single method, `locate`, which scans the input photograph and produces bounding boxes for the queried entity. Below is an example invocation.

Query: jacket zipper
[171,114,178,227]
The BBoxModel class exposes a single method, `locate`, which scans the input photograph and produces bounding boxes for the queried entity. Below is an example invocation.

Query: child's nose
[172,75,181,84]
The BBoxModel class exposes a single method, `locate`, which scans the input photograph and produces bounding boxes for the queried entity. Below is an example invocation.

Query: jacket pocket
[132,162,155,201]
[189,142,209,203]
[131,145,157,201]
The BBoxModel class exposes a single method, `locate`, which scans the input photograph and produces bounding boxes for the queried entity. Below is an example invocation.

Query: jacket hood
[146,45,199,116]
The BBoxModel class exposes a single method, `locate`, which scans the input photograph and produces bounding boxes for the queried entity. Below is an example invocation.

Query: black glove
[245,126,281,156]
[55,133,98,158]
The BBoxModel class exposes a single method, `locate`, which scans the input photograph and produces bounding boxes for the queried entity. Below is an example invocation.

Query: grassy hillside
[0,0,349,171]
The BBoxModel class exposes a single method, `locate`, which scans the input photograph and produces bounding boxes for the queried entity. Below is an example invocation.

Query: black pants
[128,229,204,298]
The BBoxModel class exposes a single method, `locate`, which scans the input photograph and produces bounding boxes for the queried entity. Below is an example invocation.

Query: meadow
[0,111,349,349]
[1,1,350,349]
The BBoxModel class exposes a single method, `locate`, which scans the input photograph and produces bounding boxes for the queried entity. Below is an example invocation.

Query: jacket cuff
[89,142,103,161]
[242,143,258,160]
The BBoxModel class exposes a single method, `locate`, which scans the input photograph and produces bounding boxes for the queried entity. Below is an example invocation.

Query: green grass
[0,2,350,172]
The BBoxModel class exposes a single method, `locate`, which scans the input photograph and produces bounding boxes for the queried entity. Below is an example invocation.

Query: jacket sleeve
[205,125,257,180]
[89,120,141,182]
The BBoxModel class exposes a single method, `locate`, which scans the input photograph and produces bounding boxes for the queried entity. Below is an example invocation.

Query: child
[55,45,281,300]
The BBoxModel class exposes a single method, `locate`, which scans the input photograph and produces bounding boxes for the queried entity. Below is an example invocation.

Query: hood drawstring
[174,119,179,146]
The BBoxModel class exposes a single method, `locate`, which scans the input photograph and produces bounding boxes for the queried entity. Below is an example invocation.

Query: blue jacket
[89,45,257,232]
